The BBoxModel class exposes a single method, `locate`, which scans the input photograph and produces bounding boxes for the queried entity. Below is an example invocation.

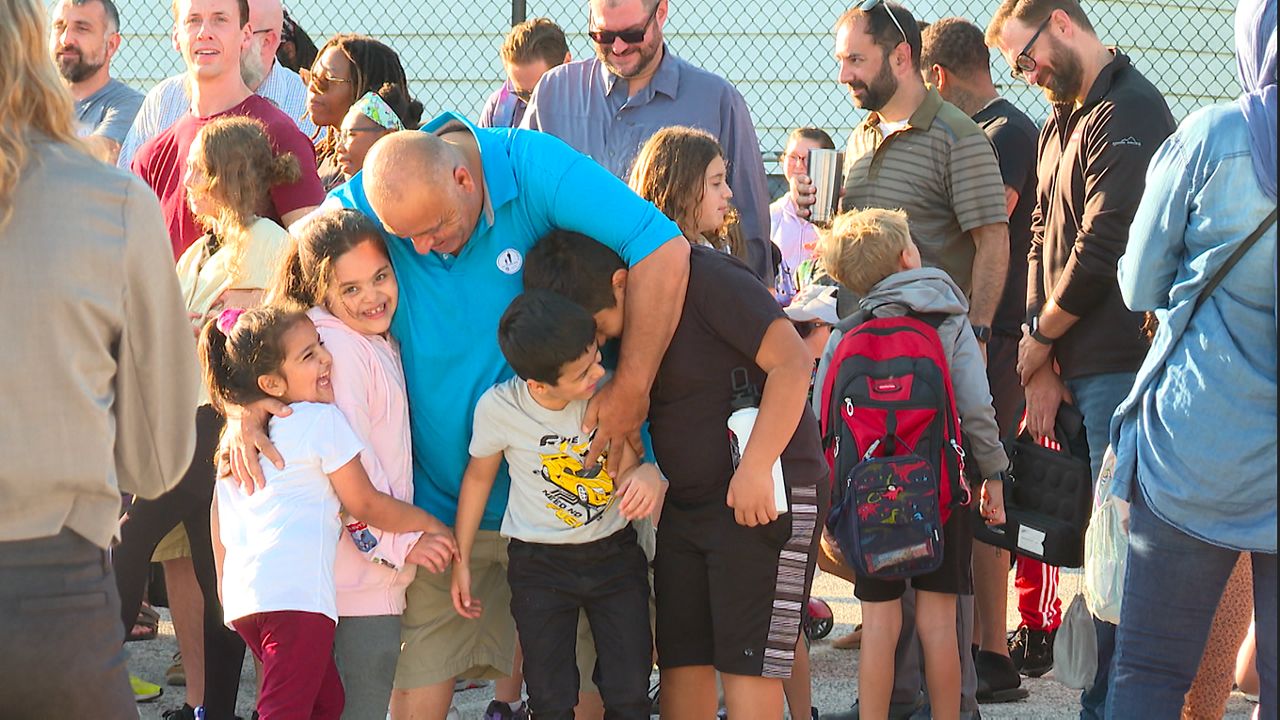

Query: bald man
[229,111,689,719]
[116,0,313,169]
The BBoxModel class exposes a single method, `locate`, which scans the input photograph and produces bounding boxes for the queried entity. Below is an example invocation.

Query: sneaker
[822,696,923,720]
[161,705,196,720]
[909,704,983,720]
[975,650,1030,703]
[483,700,530,720]
[166,651,186,686]
[131,675,164,703]
[1008,625,1056,678]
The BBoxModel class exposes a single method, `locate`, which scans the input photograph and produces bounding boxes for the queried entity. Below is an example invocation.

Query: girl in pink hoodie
[273,208,451,718]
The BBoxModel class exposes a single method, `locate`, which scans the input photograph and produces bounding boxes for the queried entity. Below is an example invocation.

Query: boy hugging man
[523,229,830,719]
[452,288,663,720]
[814,208,1008,720]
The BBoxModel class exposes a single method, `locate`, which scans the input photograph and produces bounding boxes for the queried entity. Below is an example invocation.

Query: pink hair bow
[217,308,246,335]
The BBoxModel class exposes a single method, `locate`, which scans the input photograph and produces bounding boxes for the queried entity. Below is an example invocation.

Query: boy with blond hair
[815,208,1009,720]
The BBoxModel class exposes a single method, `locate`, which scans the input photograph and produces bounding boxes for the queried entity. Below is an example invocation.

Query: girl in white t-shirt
[199,305,457,719]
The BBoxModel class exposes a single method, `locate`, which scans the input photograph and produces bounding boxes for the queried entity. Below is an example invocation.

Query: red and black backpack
[818,309,972,579]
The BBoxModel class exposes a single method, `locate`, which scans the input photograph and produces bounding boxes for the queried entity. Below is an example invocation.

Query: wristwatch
[971,325,992,343]
[1029,315,1055,345]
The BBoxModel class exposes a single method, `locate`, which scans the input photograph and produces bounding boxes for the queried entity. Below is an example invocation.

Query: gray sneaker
[484,700,530,720]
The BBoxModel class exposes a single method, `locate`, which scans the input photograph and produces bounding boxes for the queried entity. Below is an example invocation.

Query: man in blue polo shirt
[230,111,688,719]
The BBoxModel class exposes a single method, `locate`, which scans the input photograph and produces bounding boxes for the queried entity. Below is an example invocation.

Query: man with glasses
[521,0,776,284]
[791,3,1009,719]
[117,0,314,169]
[49,0,142,165]
[985,1,1175,718]
[480,17,571,129]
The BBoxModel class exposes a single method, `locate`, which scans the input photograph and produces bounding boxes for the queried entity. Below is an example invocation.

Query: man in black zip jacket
[986,1,1176,718]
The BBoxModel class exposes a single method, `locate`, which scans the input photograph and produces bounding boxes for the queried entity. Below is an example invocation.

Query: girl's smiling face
[324,238,398,336]
[263,316,335,404]
[693,154,734,237]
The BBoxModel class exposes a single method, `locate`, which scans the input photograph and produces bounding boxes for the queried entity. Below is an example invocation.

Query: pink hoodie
[309,307,420,617]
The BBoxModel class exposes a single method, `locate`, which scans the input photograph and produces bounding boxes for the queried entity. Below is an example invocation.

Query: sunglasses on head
[858,0,909,46]
[588,1,659,45]
[792,320,831,339]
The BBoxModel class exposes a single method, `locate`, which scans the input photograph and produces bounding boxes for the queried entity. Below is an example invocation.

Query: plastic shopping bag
[1054,593,1098,690]
[1083,446,1129,624]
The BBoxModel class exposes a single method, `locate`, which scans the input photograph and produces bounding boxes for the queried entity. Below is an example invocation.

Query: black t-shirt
[973,98,1040,336]
[648,246,827,506]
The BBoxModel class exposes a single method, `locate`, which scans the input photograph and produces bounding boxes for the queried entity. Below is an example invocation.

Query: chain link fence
[110,0,1238,178]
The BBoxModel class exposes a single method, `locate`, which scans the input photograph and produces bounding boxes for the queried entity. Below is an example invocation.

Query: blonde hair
[628,126,741,257]
[0,0,85,231]
[818,207,913,295]
[188,116,300,279]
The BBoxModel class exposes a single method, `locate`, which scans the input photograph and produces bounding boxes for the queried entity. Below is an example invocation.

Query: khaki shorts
[151,524,191,563]
[394,530,515,689]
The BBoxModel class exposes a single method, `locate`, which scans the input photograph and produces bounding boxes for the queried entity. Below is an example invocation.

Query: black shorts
[653,481,825,679]
[853,503,974,602]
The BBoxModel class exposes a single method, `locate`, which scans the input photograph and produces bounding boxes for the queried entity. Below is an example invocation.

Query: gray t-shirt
[75,78,144,144]
[470,377,627,544]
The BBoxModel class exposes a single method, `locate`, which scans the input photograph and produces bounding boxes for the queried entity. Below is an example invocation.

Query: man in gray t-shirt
[49,0,142,165]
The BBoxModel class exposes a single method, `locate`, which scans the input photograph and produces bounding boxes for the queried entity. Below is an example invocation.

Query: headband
[348,91,404,131]
[217,308,246,335]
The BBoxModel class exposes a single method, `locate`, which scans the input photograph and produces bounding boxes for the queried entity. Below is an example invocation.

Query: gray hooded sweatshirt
[813,267,1009,478]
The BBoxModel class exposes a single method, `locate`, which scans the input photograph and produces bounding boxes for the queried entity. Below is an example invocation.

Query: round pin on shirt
[497,248,523,275]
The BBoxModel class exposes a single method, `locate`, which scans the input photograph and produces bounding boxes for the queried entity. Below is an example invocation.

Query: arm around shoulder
[115,177,200,499]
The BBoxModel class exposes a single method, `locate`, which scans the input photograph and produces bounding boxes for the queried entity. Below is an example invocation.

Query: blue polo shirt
[330,111,680,531]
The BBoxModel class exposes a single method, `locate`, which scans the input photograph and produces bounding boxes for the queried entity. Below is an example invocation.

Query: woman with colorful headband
[336,84,421,182]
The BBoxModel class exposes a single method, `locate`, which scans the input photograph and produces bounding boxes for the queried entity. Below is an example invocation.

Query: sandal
[127,603,160,643]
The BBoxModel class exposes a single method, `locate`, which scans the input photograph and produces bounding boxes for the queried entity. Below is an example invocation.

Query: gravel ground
[131,569,1257,719]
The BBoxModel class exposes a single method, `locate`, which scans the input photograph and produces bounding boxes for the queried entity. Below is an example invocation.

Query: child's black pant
[508,525,652,720]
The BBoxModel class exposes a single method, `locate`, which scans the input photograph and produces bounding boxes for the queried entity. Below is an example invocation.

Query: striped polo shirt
[839,87,1008,296]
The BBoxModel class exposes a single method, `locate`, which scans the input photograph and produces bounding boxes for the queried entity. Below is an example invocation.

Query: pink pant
[232,611,344,720]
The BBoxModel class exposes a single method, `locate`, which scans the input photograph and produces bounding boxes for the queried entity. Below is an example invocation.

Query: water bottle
[345,518,379,553]
[726,368,789,514]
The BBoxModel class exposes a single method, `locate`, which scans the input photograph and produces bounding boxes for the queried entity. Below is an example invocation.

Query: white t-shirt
[217,402,365,624]
[469,377,627,545]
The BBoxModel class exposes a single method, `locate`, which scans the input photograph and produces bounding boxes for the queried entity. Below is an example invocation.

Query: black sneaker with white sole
[1008,625,1056,678]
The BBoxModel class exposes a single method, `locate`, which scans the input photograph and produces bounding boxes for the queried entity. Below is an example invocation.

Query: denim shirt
[1110,102,1277,553]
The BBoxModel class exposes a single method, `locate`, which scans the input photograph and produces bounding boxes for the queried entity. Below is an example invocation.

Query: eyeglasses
[1010,15,1052,80]
[792,320,831,339]
[308,67,351,94]
[588,2,659,45]
[513,88,533,102]
[858,0,909,46]
[337,123,385,146]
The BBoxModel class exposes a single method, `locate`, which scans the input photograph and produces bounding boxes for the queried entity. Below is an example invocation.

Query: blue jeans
[1064,371,1136,720]
[1107,489,1277,719]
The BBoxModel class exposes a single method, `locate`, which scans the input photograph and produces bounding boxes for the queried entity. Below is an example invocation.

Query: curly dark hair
[921,17,992,77]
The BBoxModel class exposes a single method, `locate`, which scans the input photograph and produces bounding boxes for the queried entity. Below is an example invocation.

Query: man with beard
[791,4,1008,720]
[520,0,775,284]
[116,0,312,169]
[49,0,142,164]
[986,2,1174,718]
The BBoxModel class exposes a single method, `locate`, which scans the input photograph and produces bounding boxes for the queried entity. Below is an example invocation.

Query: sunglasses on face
[308,68,351,94]
[588,1,659,45]
[1011,15,1053,80]
[858,0,909,46]
[792,320,831,339]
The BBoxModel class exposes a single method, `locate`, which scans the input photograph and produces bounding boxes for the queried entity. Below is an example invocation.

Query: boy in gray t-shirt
[452,289,663,719]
